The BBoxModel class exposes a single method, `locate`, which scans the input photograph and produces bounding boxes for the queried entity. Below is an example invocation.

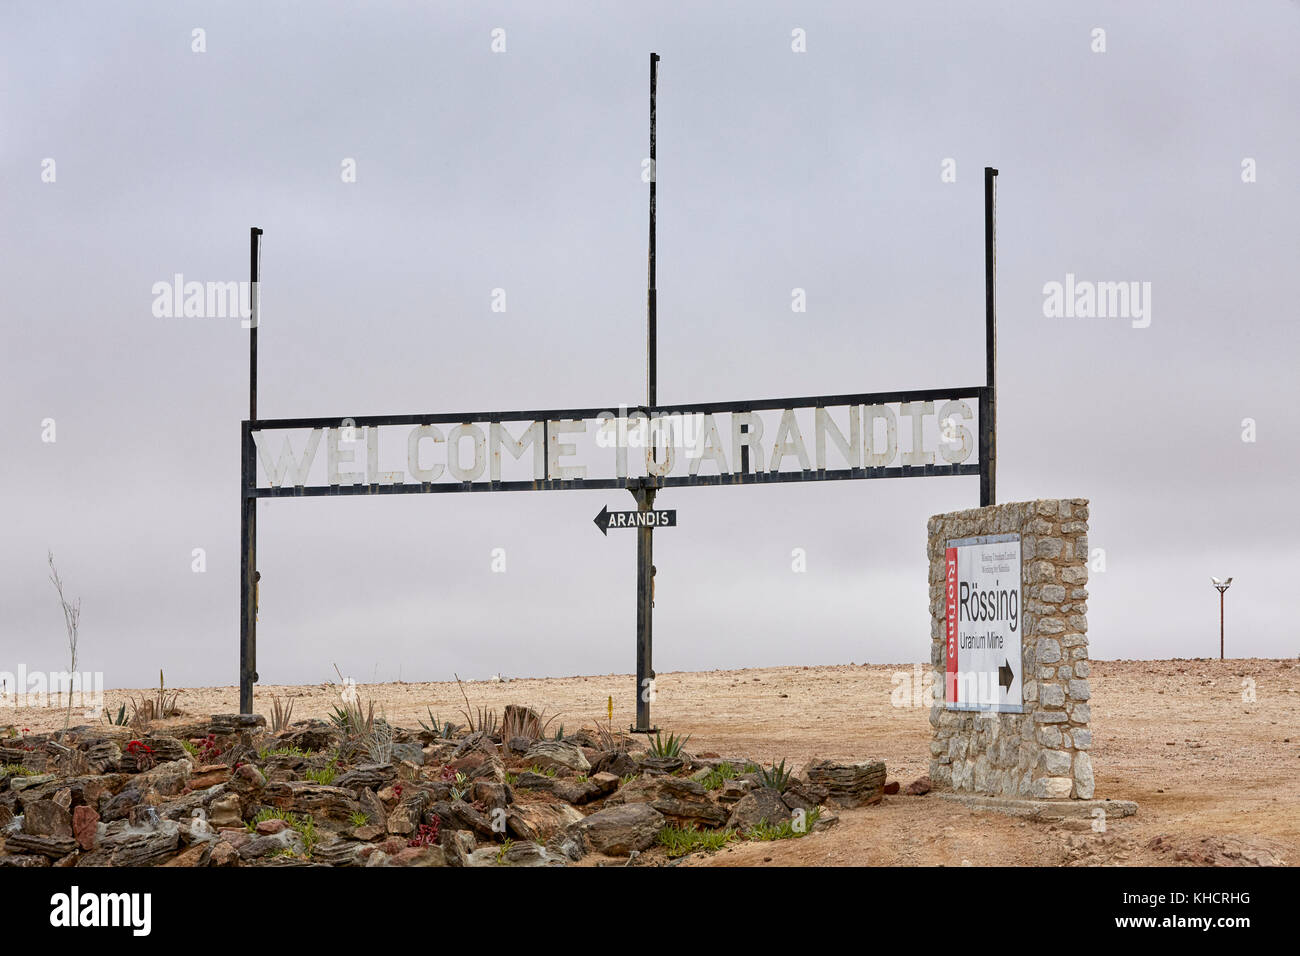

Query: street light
[1211,577,1232,659]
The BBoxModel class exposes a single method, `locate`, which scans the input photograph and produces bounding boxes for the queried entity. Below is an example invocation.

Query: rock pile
[0,714,886,867]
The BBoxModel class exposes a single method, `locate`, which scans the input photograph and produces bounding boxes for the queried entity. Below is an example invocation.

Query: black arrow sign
[998,658,1015,692]
[594,505,677,536]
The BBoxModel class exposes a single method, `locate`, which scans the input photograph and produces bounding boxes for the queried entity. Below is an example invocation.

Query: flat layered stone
[565,803,664,857]
[262,782,360,822]
[506,803,584,842]
[77,820,181,867]
[604,776,727,828]
[522,741,590,774]
[3,832,77,859]
[805,759,886,808]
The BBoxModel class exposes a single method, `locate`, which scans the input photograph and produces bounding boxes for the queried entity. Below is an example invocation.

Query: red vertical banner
[945,546,959,703]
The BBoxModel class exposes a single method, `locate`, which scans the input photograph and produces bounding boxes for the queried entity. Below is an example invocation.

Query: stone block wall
[927,499,1093,799]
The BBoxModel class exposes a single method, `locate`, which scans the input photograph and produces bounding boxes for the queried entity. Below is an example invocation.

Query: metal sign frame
[238,54,1000,729]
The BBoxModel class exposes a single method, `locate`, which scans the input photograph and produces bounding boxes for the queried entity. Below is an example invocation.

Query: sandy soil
[9,658,1298,866]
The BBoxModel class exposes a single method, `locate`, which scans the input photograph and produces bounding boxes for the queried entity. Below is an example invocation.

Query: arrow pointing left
[593,506,677,535]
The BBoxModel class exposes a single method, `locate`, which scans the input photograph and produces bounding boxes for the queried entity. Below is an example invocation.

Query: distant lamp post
[1211,577,1233,659]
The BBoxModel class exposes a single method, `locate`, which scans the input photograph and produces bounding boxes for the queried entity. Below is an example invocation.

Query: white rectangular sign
[944,533,1022,713]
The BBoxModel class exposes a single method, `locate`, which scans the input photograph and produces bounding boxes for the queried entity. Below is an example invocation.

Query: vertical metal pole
[250,227,261,419]
[980,168,998,508]
[240,424,256,714]
[647,53,659,408]
[1220,590,1225,660]
[633,54,660,733]
[240,227,262,714]
[634,484,657,732]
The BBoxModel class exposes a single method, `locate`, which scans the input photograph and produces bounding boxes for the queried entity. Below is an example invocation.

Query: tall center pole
[240,226,263,715]
[1220,589,1225,660]
[633,53,660,733]
[647,53,658,409]
[979,167,998,508]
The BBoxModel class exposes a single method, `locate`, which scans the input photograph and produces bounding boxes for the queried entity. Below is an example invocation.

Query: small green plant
[103,702,130,726]
[648,730,690,760]
[504,772,518,785]
[450,771,470,802]
[326,679,378,747]
[552,724,564,741]
[326,705,354,736]
[246,807,319,856]
[304,753,339,785]
[527,764,557,778]
[2,764,37,777]
[745,808,820,842]
[575,773,588,783]
[247,807,289,831]
[304,765,336,785]
[620,772,638,786]
[658,824,737,858]
[180,739,200,759]
[756,759,793,793]
[418,709,460,739]
[700,762,739,791]
[349,811,370,828]
[297,814,318,857]
[742,762,760,774]
[496,838,514,864]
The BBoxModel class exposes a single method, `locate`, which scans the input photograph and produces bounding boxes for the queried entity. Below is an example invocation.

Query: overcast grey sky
[2,2,1296,691]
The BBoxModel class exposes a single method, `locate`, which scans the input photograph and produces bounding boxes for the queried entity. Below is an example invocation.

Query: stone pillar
[927,499,1093,799]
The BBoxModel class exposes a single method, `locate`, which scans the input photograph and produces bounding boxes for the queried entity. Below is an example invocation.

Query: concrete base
[935,792,1138,822]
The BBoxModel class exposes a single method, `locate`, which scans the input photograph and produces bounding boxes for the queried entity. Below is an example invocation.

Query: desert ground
[9,657,1298,866]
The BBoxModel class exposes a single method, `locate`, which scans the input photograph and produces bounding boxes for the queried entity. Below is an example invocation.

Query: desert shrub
[269,695,294,733]
[247,808,319,857]
[454,674,500,737]
[647,730,690,759]
[594,716,636,753]
[745,808,820,842]
[756,759,793,793]
[658,824,737,858]
[700,762,740,791]
[304,759,337,785]
[501,704,559,743]
[418,709,461,739]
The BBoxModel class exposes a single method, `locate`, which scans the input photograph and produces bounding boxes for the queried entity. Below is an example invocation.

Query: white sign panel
[944,533,1022,713]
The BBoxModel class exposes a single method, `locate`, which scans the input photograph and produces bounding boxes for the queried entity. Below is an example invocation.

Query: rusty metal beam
[981,167,998,508]
[242,385,986,432]
[240,227,262,715]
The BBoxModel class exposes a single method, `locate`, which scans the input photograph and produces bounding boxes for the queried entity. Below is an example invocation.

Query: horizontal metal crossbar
[244,463,980,498]
[245,386,988,432]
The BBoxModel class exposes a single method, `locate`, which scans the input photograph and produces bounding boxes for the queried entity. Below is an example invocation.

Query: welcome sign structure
[251,398,983,495]
[239,55,1003,730]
